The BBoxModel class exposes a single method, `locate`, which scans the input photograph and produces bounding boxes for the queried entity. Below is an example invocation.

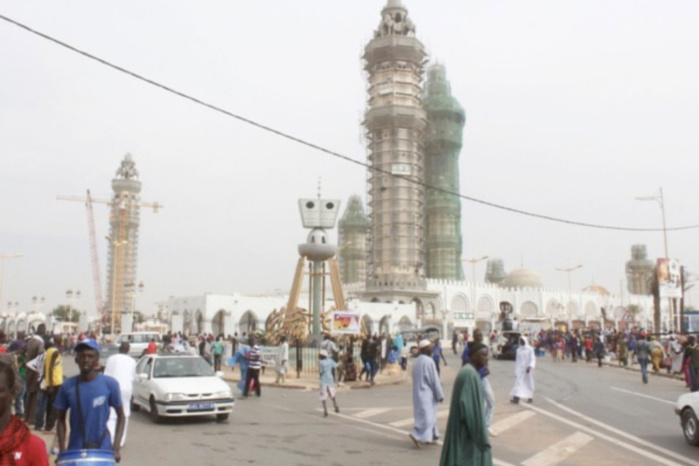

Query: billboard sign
[330,311,361,335]
[657,258,682,299]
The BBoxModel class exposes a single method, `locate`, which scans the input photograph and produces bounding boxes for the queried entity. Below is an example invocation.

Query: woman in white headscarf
[510,336,536,404]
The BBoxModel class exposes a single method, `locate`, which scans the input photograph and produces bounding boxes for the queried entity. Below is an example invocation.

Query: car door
[133,357,152,406]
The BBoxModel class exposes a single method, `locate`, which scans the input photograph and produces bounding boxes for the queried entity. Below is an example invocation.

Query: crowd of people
[0,324,131,465]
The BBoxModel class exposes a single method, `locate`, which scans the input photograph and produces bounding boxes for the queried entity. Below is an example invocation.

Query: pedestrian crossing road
[121,352,699,466]
[314,356,699,466]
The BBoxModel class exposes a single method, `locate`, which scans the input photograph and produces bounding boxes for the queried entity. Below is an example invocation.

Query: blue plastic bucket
[57,450,116,465]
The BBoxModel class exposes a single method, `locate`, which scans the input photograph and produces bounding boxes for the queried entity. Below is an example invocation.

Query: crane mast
[85,190,105,321]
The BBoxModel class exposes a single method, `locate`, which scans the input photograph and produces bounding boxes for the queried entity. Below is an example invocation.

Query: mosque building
[154,1,657,340]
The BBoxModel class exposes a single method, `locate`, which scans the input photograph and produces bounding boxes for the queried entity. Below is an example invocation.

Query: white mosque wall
[162,281,657,338]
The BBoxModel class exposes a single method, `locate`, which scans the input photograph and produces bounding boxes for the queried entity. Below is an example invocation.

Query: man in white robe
[510,336,535,404]
[409,339,445,448]
[670,335,684,374]
[105,342,137,447]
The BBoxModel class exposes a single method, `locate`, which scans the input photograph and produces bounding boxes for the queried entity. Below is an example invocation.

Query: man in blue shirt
[55,338,125,462]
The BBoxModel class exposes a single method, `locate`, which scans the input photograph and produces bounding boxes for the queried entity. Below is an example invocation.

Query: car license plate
[188,402,214,410]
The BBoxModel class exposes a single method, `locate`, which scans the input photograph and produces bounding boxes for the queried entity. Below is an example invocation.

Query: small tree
[51,305,81,323]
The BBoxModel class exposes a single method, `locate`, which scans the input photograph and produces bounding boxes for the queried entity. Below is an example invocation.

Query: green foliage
[133,311,145,324]
[51,305,81,323]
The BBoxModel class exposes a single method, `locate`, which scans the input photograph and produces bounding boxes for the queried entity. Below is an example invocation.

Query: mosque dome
[500,268,543,289]
[583,285,611,296]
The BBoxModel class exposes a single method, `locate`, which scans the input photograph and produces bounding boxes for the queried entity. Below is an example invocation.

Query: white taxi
[132,354,234,422]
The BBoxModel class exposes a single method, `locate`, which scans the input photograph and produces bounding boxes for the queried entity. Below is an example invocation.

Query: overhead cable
[1,13,697,233]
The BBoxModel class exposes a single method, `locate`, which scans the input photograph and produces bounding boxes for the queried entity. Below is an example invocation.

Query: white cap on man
[418,339,431,349]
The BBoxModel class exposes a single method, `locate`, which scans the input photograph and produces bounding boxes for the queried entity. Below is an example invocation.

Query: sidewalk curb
[602,361,685,381]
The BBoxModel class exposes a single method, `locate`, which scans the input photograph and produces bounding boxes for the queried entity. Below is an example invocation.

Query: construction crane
[57,190,163,329]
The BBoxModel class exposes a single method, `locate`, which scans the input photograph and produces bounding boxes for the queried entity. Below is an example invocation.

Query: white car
[132,354,234,422]
[115,332,162,358]
[675,391,699,445]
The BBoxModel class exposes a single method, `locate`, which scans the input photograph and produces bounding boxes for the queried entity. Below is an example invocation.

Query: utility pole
[636,187,674,331]
[463,256,489,322]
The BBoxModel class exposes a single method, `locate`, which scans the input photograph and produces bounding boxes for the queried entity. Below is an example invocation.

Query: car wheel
[131,397,140,412]
[216,413,230,422]
[149,396,162,424]
[682,408,699,446]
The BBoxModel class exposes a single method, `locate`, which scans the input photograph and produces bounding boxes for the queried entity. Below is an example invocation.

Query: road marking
[546,398,698,465]
[493,459,516,466]
[521,432,593,466]
[522,400,692,466]
[489,410,536,436]
[354,408,393,418]
[610,386,675,405]
[323,407,514,465]
[389,409,449,427]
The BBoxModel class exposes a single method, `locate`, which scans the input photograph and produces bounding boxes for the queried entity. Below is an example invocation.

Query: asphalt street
[59,351,698,466]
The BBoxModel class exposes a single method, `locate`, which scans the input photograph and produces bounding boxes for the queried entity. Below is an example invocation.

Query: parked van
[115,331,162,358]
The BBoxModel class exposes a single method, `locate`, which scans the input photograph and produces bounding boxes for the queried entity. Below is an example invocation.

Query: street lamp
[556,264,583,329]
[106,236,128,335]
[463,256,489,321]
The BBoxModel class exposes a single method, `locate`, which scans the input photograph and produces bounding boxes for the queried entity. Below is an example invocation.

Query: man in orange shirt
[146,338,158,354]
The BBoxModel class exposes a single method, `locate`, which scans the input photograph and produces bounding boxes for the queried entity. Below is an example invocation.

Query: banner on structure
[657,258,682,299]
[330,311,361,335]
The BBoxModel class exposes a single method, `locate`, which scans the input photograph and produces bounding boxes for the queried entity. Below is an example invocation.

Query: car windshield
[152,357,215,378]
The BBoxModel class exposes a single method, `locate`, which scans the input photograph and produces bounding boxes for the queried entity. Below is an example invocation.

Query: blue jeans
[34,390,47,430]
[369,360,378,381]
[690,366,699,392]
[14,379,26,416]
[639,358,649,382]
[482,377,495,427]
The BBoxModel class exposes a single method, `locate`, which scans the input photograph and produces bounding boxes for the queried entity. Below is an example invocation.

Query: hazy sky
[1,1,698,318]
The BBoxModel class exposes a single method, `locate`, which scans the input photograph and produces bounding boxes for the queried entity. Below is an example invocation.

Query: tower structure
[364,0,428,297]
[485,258,507,285]
[338,195,369,284]
[106,154,142,332]
[423,64,465,280]
[625,244,654,295]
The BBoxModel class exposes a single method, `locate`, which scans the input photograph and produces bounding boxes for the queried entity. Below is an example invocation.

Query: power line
[2,13,697,233]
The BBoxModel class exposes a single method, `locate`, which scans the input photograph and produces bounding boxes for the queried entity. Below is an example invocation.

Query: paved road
[62,351,697,466]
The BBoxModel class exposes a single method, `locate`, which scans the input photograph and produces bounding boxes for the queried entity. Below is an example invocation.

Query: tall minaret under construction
[363,0,428,298]
[106,154,142,332]
[424,64,465,280]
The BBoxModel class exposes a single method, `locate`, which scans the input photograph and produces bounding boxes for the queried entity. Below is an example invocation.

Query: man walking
[440,342,492,466]
[23,324,46,424]
[55,338,125,462]
[37,336,63,434]
[462,329,496,435]
[510,336,536,404]
[275,336,289,384]
[104,342,137,448]
[243,337,261,398]
[409,340,444,448]
[634,334,651,384]
[212,336,224,372]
